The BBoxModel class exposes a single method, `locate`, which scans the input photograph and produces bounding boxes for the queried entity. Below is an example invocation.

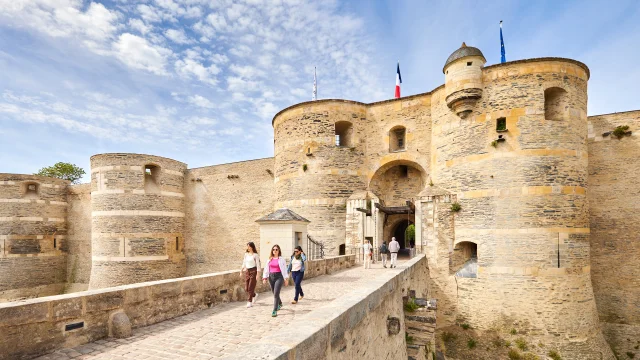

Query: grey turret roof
[443,42,486,71]
[256,208,310,222]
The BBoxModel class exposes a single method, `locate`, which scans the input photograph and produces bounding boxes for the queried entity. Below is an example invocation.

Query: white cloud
[229,44,252,58]
[164,28,193,44]
[187,95,216,108]
[175,58,220,85]
[129,18,152,35]
[114,33,171,75]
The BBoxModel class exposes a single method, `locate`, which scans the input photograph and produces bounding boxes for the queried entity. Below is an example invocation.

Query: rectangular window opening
[335,135,340,146]
[53,238,57,249]
[219,289,228,294]
[176,237,179,251]
[65,322,84,331]
[496,117,507,131]
[467,62,472,66]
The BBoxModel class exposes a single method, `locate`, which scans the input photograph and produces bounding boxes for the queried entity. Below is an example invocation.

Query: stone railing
[228,254,430,360]
[0,255,356,360]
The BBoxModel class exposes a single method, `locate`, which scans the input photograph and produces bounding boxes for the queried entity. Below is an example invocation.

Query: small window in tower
[23,182,39,199]
[53,238,57,249]
[334,121,353,147]
[176,237,179,251]
[144,164,161,194]
[389,126,406,152]
[467,62,472,66]
[496,117,507,131]
[399,165,408,178]
[544,87,569,120]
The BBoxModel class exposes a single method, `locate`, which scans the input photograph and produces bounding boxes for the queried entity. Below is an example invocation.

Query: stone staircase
[404,294,438,360]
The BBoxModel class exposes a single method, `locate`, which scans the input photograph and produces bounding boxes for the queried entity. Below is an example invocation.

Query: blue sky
[1,0,638,182]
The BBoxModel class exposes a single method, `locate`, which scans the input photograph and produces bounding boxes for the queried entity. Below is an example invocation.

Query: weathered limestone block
[109,311,132,338]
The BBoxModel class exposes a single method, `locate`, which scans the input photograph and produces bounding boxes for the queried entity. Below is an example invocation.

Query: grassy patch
[515,337,528,351]
[461,323,471,330]
[510,328,518,335]
[613,125,630,139]
[548,350,562,360]
[441,331,457,343]
[508,349,521,360]
[467,338,477,349]
[451,202,462,212]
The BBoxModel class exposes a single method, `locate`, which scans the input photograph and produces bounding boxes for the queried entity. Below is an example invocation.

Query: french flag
[395,61,402,98]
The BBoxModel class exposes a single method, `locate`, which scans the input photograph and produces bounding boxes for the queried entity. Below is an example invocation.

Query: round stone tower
[0,174,68,300]
[430,45,613,358]
[443,42,487,119]
[272,100,368,254]
[89,153,187,289]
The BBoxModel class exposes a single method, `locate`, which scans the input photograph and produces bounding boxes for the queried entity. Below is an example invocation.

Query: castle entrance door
[369,160,426,257]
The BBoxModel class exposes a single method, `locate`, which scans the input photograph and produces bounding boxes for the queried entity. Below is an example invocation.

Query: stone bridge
[0,255,431,360]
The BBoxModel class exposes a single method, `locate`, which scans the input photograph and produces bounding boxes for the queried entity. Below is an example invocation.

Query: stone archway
[369,160,426,256]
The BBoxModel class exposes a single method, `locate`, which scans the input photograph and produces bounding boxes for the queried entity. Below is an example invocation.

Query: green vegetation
[35,162,85,184]
[547,350,562,360]
[522,353,540,360]
[451,202,462,212]
[405,332,414,344]
[404,298,419,312]
[508,349,521,360]
[461,323,471,330]
[510,328,518,335]
[515,338,528,351]
[613,125,630,139]
[302,164,308,171]
[467,338,477,349]
[441,331,457,343]
[491,140,498,147]
[497,118,507,131]
[405,224,415,247]
[492,337,504,348]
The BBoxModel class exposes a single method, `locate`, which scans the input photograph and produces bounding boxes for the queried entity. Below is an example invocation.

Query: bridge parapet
[0,255,356,360]
[230,254,429,360]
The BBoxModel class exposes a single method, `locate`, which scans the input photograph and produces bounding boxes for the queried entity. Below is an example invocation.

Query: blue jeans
[292,271,305,301]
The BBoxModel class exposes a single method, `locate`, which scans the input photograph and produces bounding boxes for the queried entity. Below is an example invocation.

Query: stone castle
[1,43,639,358]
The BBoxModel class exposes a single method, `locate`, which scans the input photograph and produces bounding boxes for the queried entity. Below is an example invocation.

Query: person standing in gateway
[379,241,389,268]
[389,237,400,268]
[362,239,372,269]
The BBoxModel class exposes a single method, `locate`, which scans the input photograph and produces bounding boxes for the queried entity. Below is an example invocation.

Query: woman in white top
[241,242,261,308]
[262,244,289,317]
[287,246,307,304]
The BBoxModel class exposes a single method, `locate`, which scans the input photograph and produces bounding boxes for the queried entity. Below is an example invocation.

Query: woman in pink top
[262,244,289,317]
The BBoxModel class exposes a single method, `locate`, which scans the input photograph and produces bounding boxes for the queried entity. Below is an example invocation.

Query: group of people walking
[362,237,400,269]
[241,242,306,317]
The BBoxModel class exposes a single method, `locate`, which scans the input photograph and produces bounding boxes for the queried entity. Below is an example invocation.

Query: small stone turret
[443,42,486,118]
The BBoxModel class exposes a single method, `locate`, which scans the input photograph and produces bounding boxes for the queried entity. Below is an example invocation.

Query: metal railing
[306,234,325,260]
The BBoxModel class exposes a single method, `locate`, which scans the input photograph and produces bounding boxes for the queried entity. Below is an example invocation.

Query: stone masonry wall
[273,101,369,255]
[89,154,187,289]
[587,110,640,358]
[64,184,92,293]
[0,174,69,301]
[184,158,276,275]
[0,255,355,360]
[428,59,613,359]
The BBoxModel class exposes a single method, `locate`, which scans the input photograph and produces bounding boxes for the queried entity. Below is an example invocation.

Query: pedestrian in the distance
[389,237,400,268]
[379,241,389,268]
[241,242,261,308]
[363,239,372,269]
[262,244,289,317]
[287,246,306,304]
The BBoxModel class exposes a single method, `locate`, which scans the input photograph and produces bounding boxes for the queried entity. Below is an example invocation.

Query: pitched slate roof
[256,208,310,223]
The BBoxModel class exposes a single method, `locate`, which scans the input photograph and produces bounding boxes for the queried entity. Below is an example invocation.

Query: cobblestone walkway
[36,260,406,360]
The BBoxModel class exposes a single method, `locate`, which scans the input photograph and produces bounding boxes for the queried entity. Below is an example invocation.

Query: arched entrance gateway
[368,160,426,258]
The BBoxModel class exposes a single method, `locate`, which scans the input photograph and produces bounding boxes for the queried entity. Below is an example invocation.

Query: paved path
[36,261,406,360]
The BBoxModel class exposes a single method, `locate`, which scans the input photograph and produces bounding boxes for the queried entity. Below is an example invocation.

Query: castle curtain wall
[64,183,92,293]
[0,174,69,301]
[184,158,276,275]
[587,110,640,357]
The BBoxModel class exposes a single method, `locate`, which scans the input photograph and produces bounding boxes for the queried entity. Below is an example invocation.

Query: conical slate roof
[443,42,486,71]
[256,208,310,222]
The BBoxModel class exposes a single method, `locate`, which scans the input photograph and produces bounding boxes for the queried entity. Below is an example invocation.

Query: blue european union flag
[500,21,506,63]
